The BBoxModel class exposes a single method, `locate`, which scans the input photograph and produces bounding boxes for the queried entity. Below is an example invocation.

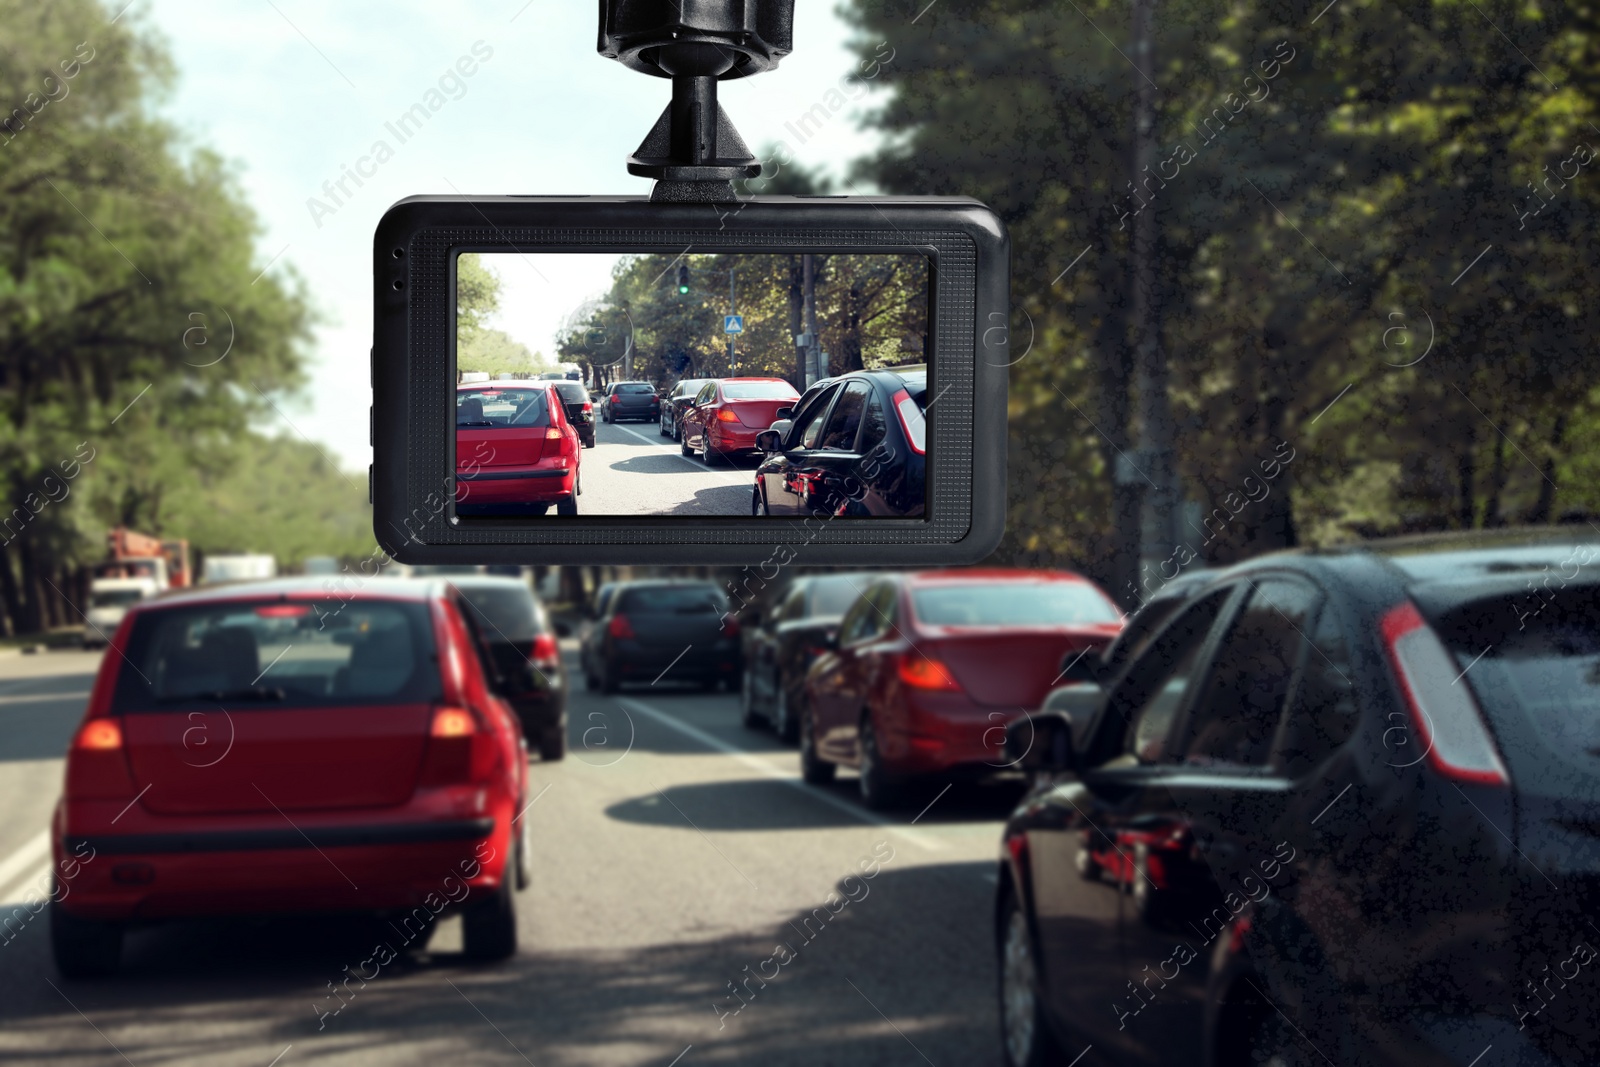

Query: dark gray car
[599,381,660,424]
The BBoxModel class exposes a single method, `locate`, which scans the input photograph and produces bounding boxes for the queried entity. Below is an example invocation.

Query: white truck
[201,554,278,584]
[83,577,159,647]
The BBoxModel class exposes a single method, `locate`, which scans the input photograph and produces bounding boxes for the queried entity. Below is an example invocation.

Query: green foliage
[459,328,548,377]
[456,252,500,345]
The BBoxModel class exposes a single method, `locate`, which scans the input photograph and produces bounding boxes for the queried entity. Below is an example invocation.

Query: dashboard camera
[371,0,1009,565]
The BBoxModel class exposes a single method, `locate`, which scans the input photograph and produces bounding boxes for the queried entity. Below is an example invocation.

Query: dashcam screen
[452,252,930,519]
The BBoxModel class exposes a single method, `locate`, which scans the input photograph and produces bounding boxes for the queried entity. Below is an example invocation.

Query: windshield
[454,584,544,643]
[809,576,868,617]
[552,382,589,402]
[91,589,147,608]
[722,381,799,400]
[617,585,727,615]
[912,581,1122,627]
[615,383,654,395]
[113,599,441,710]
[457,388,550,428]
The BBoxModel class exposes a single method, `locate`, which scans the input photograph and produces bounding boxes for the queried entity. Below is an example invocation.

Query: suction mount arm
[598,0,795,203]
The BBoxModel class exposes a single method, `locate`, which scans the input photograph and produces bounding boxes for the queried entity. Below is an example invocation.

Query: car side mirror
[775,405,794,419]
[1004,710,1081,774]
[756,429,784,452]
[1057,646,1105,686]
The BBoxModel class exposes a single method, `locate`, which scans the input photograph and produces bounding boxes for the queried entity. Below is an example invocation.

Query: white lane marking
[0,862,54,907]
[608,421,721,473]
[0,832,49,894]
[0,689,91,707]
[618,698,946,852]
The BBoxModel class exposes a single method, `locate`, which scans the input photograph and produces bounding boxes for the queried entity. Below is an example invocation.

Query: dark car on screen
[752,366,927,519]
[456,381,581,516]
[450,575,568,761]
[740,572,877,743]
[800,569,1123,809]
[549,380,596,449]
[578,581,620,690]
[994,528,1600,1067]
[679,377,801,465]
[599,381,660,424]
[586,581,741,692]
[49,579,532,977]
[659,377,716,440]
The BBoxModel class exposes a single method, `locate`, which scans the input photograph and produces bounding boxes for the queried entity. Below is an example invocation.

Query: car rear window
[618,586,727,615]
[615,383,654,394]
[911,581,1122,626]
[1437,586,1600,763]
[91,589,147,608]
[722,381,799,400]
[552,382,588,402]
[458,388,550,428]
[808,576,866,617]
[113,599,442,710]
[454,584,543,643]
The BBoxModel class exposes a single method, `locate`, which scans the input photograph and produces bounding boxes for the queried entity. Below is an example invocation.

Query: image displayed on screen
[453,251,930,519]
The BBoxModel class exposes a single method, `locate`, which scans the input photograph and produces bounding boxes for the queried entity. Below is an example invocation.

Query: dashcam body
[371,194,1009,565]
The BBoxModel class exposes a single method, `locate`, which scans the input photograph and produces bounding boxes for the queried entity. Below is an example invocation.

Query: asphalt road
[0,641,1023,1067]
[584,416,758,517]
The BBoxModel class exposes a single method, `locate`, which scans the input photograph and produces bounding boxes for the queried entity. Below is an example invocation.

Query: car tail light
[531,632,560,670]
[1380,601,1510,787]
[720,615,740,638]
[608,614,635,639]
[892,389,926,455]
[582,402,592,412]
[430,706,476,738]
[420,705,488,785]
[897,652,963,692]
[75,719,123,750]
[544,426,564,440]
[716,408,741,423]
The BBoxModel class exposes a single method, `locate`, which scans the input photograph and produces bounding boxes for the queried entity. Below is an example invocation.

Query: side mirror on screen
[755,430,783,453]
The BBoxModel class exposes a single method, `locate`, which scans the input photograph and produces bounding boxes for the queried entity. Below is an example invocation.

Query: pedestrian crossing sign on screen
[724,315,744,334]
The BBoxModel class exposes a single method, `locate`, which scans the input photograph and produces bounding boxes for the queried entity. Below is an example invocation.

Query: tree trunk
[0,541,21,637]
[1481,424,1507,528]
[1527,412,1567,524]
[1456,420,1477,529]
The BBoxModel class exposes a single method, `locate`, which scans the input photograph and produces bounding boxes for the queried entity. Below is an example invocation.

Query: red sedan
[456,381,581,516]
[799,569,1124,808]
[50,579,531,976]
[679,377,800,465]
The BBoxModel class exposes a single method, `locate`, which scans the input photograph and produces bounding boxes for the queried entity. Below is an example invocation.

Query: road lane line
[617,698,946,852]
[0,689,91,707]
[0,832,49,893]
[0,861,53,906]
[608,421,719,473]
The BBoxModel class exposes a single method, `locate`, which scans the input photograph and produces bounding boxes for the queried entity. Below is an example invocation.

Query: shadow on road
[0,863,1005,1067]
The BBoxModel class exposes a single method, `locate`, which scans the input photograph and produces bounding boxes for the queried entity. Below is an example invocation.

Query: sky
[477,253,628,369]
[138,0,886,469]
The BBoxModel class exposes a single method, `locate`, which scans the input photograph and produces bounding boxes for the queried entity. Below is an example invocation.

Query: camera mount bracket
[599,0,795,202]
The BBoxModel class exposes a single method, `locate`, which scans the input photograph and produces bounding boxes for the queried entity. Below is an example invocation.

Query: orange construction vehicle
[94,527,191,589]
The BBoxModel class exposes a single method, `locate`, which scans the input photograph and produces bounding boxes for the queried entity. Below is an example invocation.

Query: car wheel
[539,723,566,762]
[680,431,694,457]
[601,660,619,694]
[774,686,798,744]
[857,715,902,810]
[558,482,578,517]
[740,671,762,729]
[583,433,595,449]
[671,417,681,441]
[658,412,670,436]
[1075,843,1101,881]
[584,667,598,692]
[515,812,533,890]
[999,893,1062,1067]
[700,435,721,466]
[50,901,122,979]
[461,874,518,962]
[799,703,836,784]
[752,486,769,517]
[1131,843,1164,925]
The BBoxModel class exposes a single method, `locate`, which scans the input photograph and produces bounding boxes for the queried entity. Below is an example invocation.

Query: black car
[585,581,741,692]
[752,366,926,518]
[659,377,716,440]
[450,575,568,761]
[599,381,660,424]
[551,380,596,448]
[739,572,873,743]
[995,528,1600,1067]
[578,581,620,688]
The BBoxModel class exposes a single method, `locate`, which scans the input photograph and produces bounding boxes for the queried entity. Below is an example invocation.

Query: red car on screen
[49,579,531,977]
[679,377,800,465]
[456,381,581,516]
[799,570,1124,809]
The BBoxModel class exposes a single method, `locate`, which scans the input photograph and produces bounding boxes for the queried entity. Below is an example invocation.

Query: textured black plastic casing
[371,195,1009,565]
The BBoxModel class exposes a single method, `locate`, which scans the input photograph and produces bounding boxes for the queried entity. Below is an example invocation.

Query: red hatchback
[456,381,581,516]
[679,377,800,465]
[50,579,531,976]
[799,570,1124,809]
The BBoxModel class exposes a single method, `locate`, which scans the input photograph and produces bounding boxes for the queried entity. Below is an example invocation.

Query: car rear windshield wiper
[159,686,287,704]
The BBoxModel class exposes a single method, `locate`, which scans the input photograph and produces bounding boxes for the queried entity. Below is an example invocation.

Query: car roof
[139,577,447,609]
[903,568,1098,585]
[440,576,535,593]
[457,380,554,390]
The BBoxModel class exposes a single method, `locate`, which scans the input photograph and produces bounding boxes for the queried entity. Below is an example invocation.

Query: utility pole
[1131,0,1181,576]
[729,266,737,374]
[802,253,820,385]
